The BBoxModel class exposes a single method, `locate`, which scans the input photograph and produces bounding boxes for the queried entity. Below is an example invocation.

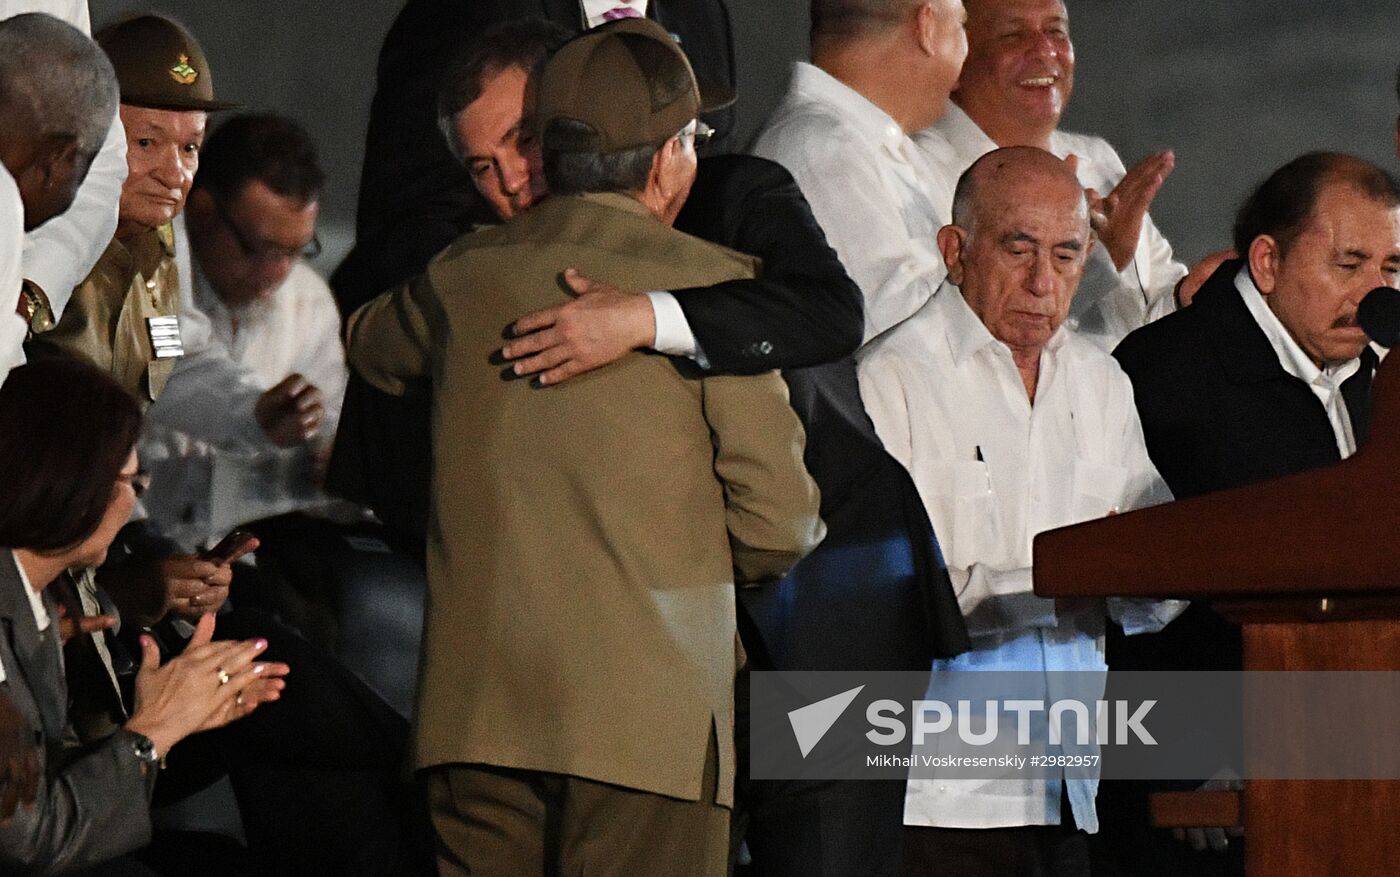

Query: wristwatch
[128,731,162,769]
[16,280,54,336]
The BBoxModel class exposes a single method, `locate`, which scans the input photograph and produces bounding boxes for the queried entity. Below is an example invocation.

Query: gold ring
[235,692,245,706]
[190,594,200,607]
[217,668,231,686]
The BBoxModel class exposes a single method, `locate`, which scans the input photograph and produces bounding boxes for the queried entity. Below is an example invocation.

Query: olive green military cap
[537,17,731,154]
[95,15,238,111]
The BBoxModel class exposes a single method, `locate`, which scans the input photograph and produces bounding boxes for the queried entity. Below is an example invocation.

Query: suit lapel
[1198,263,1294,387]
[0,554,67,741]
[1341,346,1379,446]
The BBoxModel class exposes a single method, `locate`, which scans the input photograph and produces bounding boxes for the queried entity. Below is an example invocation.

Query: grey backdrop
[90,0,1400,273]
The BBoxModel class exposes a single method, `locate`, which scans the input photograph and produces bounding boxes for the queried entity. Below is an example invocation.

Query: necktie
[602,5,642,21]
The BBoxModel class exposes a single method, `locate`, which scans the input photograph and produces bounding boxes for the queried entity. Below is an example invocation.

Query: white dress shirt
[141,216,276,451]
[580,0,647,27]
[0,163,25,376]
[141,255,352,550]
[753,62,953,344]
[858,282,1184,832]
[915,104,1187,351]
[1235,266,1362,459]
[4,0,128,323]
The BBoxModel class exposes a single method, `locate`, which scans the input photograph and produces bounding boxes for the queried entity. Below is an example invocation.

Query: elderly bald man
[0,12,118,374]
[858,147,1184,877]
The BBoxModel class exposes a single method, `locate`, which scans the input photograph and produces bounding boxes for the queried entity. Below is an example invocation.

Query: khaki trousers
[427,734,728,876]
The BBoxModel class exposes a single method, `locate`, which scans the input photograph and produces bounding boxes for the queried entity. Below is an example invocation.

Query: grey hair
[0,14,118,155]
[541,122,658,196]
[436,18,573,165]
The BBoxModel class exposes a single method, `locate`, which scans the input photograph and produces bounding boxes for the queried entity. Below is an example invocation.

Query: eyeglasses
[117,471,152,497]
[677,120,717,150]
[212,195,322,263]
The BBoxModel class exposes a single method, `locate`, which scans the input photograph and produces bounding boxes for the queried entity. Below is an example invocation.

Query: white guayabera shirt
[858,281,1186,833]
[753,62,954,345]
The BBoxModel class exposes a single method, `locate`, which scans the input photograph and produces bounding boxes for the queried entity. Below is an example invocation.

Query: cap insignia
[169,54,198,86]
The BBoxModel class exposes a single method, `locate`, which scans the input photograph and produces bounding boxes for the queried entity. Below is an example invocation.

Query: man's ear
[647,138,675,196]
[35,133,79,192]
[913,0,938,56]
[1247,235,1280,295]
[936,223,967,284]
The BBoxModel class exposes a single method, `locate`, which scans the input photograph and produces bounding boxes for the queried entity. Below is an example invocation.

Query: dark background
[90,0,1400,275]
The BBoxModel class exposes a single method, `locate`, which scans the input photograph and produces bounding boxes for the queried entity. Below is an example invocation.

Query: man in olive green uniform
[30,15,232,404]
[348,21,824,877]
[30,15,320,447]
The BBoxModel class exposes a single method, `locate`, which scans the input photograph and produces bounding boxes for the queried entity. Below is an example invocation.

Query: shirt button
[938,785,947,792]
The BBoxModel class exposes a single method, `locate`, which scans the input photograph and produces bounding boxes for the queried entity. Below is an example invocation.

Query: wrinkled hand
[1176,249,1237,308]
[255,374,324,447]
[1171,773,1245,852]
[127,613,289,756]
[55,602,117,644]
[161,554,234,623]
[499,269,655,386]
[0,687,38,825]
[1083,150,1175,271]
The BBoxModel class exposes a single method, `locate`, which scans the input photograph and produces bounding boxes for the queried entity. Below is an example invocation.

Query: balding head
[938,146,1093,367]
[952,145,1088,237]
[0,13,118,228]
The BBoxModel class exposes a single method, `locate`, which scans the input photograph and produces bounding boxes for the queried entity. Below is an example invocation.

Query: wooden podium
[1033,353,1400,874]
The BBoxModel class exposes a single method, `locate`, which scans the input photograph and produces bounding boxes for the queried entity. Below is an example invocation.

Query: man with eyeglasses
[137,112,351,560]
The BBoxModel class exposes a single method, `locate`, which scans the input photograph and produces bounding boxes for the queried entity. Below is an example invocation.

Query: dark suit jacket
[334,0,737,314]
[0,552,157,874]
[1110,260,1378,671]
[675,158,966,670]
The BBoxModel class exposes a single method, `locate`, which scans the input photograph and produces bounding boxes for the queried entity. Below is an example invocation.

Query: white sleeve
[1092,138,1186,327]
[754,121,948,343]
[1,194,25,375]
[646,290,700,358]
[296,273,350,434]
[22,105,126,320]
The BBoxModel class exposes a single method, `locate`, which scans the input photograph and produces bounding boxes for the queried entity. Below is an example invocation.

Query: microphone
[1357,287,1400,347]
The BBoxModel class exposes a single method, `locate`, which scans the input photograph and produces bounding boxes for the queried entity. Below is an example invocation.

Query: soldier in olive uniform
[29,15,234,404]
[30,14,322,448]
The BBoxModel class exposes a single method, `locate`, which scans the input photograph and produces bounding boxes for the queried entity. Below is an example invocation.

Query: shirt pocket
[1068,458,1129,526]
[925,459,997,568]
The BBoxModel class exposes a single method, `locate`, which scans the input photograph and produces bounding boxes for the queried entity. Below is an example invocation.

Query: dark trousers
[732,666,909,877]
